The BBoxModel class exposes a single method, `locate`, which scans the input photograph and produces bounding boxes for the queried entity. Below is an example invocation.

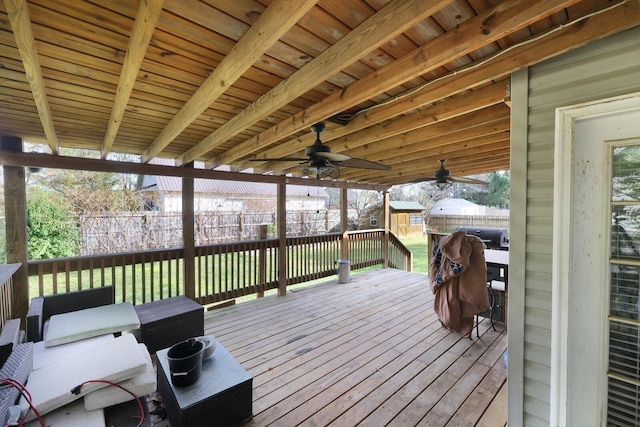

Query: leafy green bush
[27,188,80,259]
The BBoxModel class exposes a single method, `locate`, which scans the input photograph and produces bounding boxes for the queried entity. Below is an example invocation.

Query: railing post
[340,188,349,260]
[382,191,390,268]
[1,136,29,325]
[277,182,287,296]
[182,163,196,301]
[257,224,267,298]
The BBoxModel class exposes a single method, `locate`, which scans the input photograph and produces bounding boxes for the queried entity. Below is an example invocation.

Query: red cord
[0,377,45,427]
[72,379,144,427]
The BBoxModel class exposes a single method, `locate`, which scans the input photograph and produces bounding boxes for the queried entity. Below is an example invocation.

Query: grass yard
[399,235,430,275]
[28,235,430,302]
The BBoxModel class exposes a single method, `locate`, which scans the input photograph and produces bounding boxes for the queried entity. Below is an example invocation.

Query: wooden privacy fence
[78,210,342,255]
[427,215,509,232]
[25,230,412,306]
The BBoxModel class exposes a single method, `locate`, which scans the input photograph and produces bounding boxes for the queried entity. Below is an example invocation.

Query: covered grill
[456,227,509,250]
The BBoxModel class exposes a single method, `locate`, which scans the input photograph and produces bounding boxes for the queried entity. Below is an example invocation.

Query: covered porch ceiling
[0,0,638,188]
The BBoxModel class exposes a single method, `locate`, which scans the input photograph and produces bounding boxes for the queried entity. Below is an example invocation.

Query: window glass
[608,144,640,425]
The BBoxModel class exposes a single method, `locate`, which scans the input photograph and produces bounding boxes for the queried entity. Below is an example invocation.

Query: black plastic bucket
[167,338,204,387]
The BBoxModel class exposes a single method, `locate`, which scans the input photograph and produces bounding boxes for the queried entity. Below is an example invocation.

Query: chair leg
[488,286,497,331]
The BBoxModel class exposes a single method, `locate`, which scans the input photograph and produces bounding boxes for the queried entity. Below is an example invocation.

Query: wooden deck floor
[203,269,507,427]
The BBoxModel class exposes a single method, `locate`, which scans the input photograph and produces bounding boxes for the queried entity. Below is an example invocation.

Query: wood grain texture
[204,268,507,426]
[0,0,637,186]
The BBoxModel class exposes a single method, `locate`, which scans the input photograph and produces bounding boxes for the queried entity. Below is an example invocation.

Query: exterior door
[552,94,640,426]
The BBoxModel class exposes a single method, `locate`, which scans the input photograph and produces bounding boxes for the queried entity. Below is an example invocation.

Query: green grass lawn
[399,235,430,275]
[29,235,430,302]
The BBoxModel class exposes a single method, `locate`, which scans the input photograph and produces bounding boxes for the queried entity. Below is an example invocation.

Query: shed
[369,201,426,237]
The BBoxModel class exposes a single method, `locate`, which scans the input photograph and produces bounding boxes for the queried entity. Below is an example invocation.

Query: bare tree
[348,189,382,228]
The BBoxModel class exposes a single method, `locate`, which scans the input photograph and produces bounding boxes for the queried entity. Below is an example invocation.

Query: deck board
[201,269,507,426]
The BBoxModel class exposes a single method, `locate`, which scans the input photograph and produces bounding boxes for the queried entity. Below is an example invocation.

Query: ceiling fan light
[432,180,451,190]
[302,165,335,180]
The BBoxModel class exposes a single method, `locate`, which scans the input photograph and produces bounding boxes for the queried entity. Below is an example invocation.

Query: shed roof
[430,198,483,215]
[389,201,426,211]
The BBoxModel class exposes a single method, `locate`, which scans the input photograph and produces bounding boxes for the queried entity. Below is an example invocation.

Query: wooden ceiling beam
[182,0,453,167]
[255,102,510,176]
[223,0,640,179]
[344,125,511,171]
[325,83,509,157]
[141,0,319,163]
[100,0,164,159]
[210,0,581,167]
[249,82,509,172]
[340,137,510,181]
[377,151,511,186]
[0,151,388,191]
[5,0,59,154]
[341,136,510,180]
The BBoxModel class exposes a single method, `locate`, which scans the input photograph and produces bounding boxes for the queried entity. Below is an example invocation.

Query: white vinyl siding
[510,26,640,426]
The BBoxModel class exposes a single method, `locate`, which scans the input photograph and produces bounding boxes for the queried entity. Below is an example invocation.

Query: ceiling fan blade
[337,157,390,170]
[409,176,487,184]
[328,164,341,179]
[315,151,351,162]
[449,177,488,184]
[409,177,437,184]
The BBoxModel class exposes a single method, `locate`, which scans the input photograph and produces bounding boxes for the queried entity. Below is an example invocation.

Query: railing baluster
[24,231,411,304]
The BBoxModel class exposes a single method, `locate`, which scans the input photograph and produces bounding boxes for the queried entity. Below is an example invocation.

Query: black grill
[456,226,509,250]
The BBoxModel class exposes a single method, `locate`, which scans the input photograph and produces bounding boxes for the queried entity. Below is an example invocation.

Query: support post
[340,188,349,260]
[257,224,267,298]
[1,136,29,325]
[382,190,390,268]
[277,182,286,296]
[182,163,195,301]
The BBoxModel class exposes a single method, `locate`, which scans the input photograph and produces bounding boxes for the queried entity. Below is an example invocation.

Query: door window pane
[608,145,640,426]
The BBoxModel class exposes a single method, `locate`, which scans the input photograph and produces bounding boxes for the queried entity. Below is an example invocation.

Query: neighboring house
[430,198,485,215]
[139,160,327,213]
[369,201,426,237]
[509,27,640,426]
[430,198,510,216]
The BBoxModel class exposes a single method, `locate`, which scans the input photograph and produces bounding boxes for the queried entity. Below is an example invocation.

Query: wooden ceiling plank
[322,81,508,154]
[211,0,581,168]
[252,0,638,167]
[239,0,640,184]
[141,0,319,163]
[341,133,511,177]
[344,115,511,164]
[260,107,510,176]
[101,0,165,158]
[253,101,510,174]
[182,0,453,167]
[361,149,512,185]
[330,115,511,180]
[5,0,59,154]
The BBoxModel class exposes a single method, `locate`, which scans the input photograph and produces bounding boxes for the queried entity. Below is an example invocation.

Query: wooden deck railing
[286,233,342,285]
[0,263,20,328]
[388,232,413,271]
[23,230,412,306]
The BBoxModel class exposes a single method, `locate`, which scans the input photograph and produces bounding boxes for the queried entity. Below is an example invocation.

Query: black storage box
[133,295,204,353]
[157,341,253,427]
